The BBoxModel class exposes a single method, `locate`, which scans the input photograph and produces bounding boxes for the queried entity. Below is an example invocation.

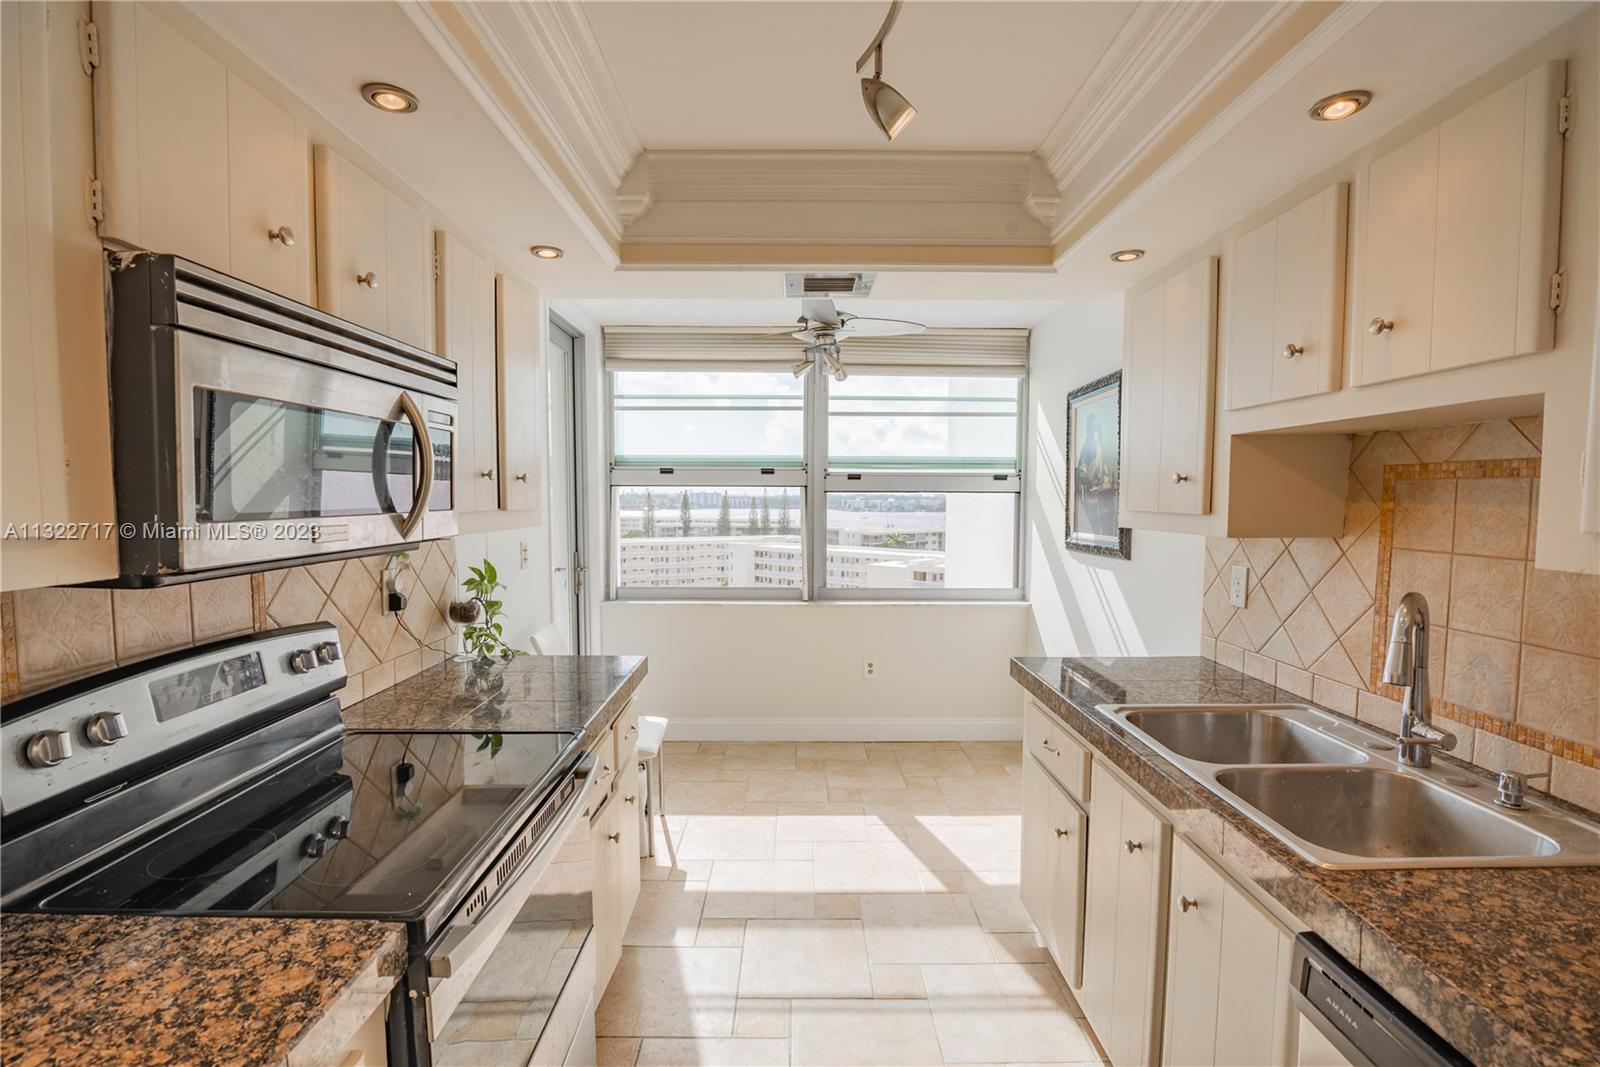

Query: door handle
[397,392,433,540]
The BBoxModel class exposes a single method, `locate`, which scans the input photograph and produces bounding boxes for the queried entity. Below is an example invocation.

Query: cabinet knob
[1282,342,1304,359]
[1179,895,1200,913]
[1054,827,1070,838]
[1367,316,1395,336]
[1124,839,1143,853]
[267,225,296,247]
[625,794,637,805]
[356,271,379,289]
[515,472,528,483]
[479,469,495,480]
[607,832,621,843]
[1171,473,1189,485]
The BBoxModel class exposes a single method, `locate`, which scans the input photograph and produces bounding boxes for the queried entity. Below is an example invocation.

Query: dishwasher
[1291,933,1473,1067]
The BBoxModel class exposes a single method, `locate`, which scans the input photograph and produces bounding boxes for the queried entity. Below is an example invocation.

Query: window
[605,332,1025,600]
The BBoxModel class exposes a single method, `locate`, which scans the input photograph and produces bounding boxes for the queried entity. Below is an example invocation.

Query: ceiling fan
[777,297,926,380]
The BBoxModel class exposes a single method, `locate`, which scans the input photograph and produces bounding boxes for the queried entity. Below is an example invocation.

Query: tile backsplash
[1201,417,1600,814]
[1,540,460,707]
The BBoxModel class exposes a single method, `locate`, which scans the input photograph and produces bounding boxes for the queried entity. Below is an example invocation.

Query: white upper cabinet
[94,3,310,300]
[1356,61,1567,385]
[314,145,432,349]
[1124,256,1218,517]
[1227,184,1348,409]
[436,230,500,514]
[497,273,544,517]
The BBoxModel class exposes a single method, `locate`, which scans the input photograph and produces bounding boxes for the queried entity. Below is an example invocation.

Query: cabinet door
[225,73,308,300]
[1272,184,1347,402]
[497,274,543,515]
[436,232,499,513]
[95,3,229,266]
[314,146,388,333]
[1225,218,1278,412]
[1122,285,1166,514]
[1162,837,1225,1066]
[1212,876,1294,1067]
[592,798,622,1000]
[384,191,431,349]
[1106,782,1170,1067]
[1431,63,1564,371]
[1156,257,1216,515]
[1046,782,1088,990]
[618,780,642,925]
[1358,129,1438,384]
[1020,756,1056,954]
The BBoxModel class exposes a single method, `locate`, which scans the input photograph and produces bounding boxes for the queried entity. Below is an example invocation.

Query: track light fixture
[856,1,916,141]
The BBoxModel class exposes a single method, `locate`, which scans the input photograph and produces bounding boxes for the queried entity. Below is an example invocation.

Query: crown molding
[1051,0,1378,259]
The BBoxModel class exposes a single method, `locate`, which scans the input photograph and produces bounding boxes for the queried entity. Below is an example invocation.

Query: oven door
[423,760,599,1064]
[176,331,456,572]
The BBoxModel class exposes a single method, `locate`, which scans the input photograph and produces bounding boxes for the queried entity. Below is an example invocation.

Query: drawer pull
[267,224,296,247]
[1179,896,1200,913]
[1053,827,1070,838]
[1040,739,1058,754]
[1124,839,1144,853]
[356,270,378,288]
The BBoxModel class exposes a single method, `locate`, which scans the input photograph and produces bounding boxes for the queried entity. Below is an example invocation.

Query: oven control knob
[24,729,72,768]
[301,832,328,859]
[288,649,318,674]
[315,642,341,666]
[85,711,130,747]
[325,816,350,839]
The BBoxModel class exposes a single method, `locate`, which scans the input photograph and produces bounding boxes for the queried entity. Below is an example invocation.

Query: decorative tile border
[1371,456,1599,769]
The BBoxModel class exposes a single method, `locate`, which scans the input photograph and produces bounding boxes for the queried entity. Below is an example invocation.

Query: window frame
[605,361,1026,602]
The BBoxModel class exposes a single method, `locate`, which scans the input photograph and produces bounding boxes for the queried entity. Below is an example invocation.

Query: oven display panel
[150,652,267,722]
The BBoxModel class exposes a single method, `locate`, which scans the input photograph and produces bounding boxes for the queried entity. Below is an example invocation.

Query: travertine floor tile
[635,1038,790,1066]
[775,815,870,842]
[666,781,750,815]
[923,964,1098,1063]
[597,1037,641,1067]
[739,920,872,999]
[597,947,741,1038]
[870,964,928,999]
[745,770,831,803]
[704,861,815,919]
[860,893,992,965]
[811,842,925,893]
[678,816,778,861]
[624,882,706,947]
[733,999,792,1039]
[790,998,944,1065]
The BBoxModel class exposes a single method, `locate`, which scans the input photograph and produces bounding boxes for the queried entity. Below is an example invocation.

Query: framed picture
[1065,371,1132,559]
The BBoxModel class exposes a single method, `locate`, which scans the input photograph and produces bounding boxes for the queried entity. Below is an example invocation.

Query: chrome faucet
[1381,591,1456,768]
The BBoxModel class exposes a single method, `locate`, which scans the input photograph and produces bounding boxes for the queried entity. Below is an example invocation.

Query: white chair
[636,715,668,856]
[528,622,571,656]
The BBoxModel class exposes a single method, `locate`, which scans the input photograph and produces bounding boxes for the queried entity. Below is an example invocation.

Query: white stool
[636,715,668,856]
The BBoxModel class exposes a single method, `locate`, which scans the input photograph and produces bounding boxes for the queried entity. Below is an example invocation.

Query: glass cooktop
[36,730,578,921]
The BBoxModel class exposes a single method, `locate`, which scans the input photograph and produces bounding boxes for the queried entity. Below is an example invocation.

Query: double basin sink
[1100,704,1600,869]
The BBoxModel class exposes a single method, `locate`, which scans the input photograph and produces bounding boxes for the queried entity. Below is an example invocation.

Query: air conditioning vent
[784,272,875,298]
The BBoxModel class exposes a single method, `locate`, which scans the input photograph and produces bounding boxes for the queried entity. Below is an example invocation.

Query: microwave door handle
[397,391,433,540]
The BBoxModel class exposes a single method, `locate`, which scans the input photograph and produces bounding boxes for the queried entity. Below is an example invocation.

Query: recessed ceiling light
[1309,90,1372,122]
[1110,249,1145,263]
[361,82,418,114]
[530,245,564,260]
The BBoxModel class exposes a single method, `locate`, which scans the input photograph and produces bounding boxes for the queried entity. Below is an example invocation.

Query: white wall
[599,601,1028,739]
[1024,300,1205,657]
[453,528,551,654]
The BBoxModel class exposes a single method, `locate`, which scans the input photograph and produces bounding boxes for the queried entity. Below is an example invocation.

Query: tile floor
[597,741,1106,1067]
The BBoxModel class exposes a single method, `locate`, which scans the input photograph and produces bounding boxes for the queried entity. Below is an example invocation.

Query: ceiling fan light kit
[856,1,916,141]
[783,295,925,379]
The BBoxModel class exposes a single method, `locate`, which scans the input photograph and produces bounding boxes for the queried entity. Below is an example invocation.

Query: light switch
[1230,565,1249,608]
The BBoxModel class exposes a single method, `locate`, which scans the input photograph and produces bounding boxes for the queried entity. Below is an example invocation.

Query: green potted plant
[459,559,522,663]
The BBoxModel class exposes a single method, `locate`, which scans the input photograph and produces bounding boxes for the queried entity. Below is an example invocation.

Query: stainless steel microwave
[106,253,457,584]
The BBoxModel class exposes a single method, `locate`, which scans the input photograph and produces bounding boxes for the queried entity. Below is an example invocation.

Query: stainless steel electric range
[0,623,602,1067]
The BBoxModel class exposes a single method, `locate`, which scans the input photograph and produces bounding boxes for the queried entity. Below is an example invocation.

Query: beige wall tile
[1312,558,1372,634]
[1243,651,1276,684]
[112,587,194,662]
[1448,556,1525,641]
[1276,663,1313,700]
[1389,550,1453,627]
[190,576,253,641]
[1215,641,1245,671]
[1471,730,1551,778]
[1356,690,1402,734]
[1453,477,1531,559]
[1261,554,1310,618]
[1450,419,1539,460]
[1350,432,1420,502]
[1442,631,1520,720]
[1310,643,1364,688]
[1400,424,1474,462]
[1283,600,1335,665]
[267,567,327,625]
[1551,757,1600,812]
[1288,537,1342,587]
[1393,479,1456,551]
[1522,565,1600,658]
[12,587,114,688]
[1516,646,1600,747]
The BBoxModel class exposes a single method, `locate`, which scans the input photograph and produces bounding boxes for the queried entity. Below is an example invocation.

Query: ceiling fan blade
[800,297,843,328]
[835,316,926,338]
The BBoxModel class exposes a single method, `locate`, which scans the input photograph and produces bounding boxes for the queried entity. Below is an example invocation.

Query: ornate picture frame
[1065,370,1132,559]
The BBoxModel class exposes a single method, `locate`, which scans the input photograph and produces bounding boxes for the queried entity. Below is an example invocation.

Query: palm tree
[641,490,656,537]
[679,491,692,537]
[716,493,732,535]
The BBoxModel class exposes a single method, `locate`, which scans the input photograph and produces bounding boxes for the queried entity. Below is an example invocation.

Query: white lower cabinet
[591,762,641,1002]
[1162,836,1295,1066]
[1020,754,1089,988]
[1080,760,1172,1067]
[1295,1015,1357,1067]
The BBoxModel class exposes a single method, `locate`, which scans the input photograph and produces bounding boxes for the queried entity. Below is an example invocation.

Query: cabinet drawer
[590,724,619,802]
[613,701,640,776]
[1026,701,1089,803]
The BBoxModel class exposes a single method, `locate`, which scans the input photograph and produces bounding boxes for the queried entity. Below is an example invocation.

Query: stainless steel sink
[1122,708,1364,765]
[1100,703,1600,869]
[1214,766,1565,864]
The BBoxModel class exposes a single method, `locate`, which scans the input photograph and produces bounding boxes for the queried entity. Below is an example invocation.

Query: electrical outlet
[1230,565,1249,609]
[519,541,529,569]
[863,660,878,679]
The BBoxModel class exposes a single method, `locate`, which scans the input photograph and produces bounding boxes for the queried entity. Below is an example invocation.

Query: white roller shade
[604,326,1029,374]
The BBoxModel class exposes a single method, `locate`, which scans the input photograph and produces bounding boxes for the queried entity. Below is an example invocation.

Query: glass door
[548,318,585,651]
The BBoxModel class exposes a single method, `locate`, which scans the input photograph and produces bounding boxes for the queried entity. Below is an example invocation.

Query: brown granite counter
[341,653,647,734]
[0,913,404,1067]
[1012,655,1600,1067]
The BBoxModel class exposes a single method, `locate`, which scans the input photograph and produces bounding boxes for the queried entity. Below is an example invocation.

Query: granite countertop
[1012,655,1600,1067]
[0,913,405,1067]
[341,653,647,733]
